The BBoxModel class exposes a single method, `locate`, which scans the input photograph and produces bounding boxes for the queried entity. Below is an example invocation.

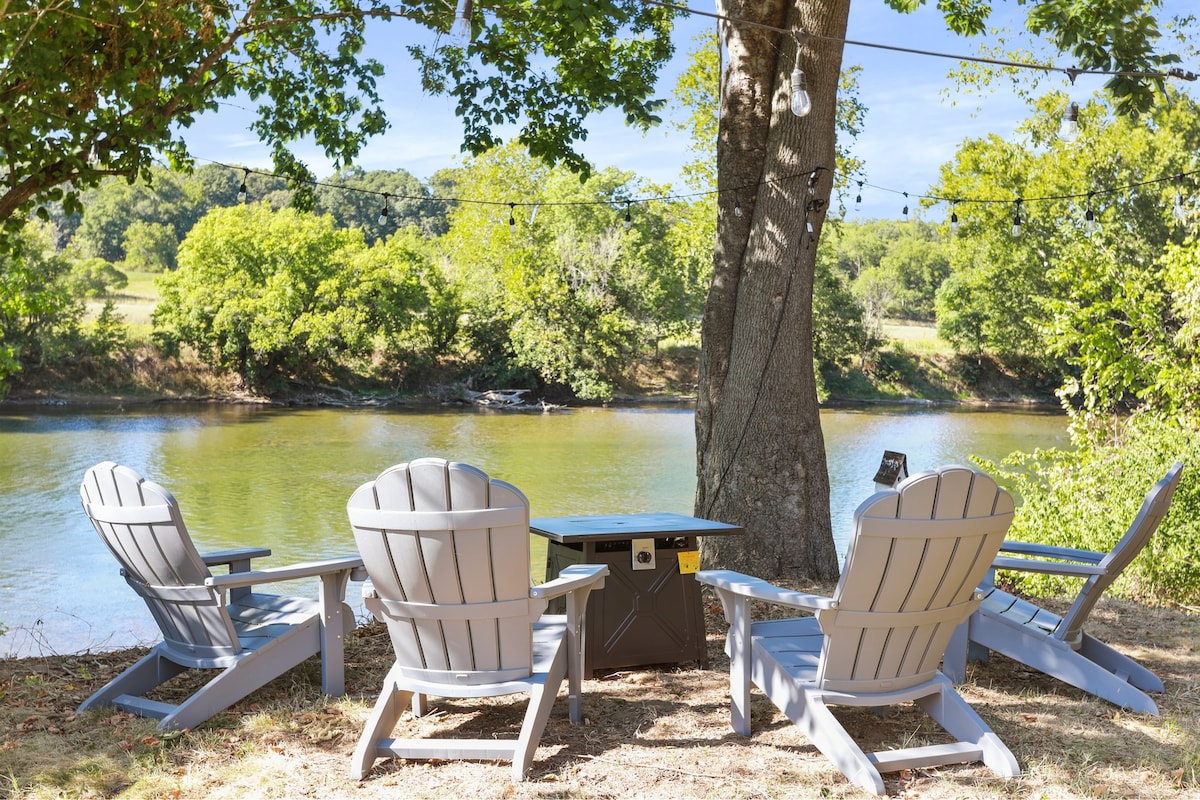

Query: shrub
[981,411,1200,605]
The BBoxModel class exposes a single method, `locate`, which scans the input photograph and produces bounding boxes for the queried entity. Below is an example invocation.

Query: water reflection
[0,403,1067,656]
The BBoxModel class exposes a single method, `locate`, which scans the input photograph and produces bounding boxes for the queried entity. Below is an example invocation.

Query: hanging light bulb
[237,168,249,203]
[453,0,473,43]
[733,195,743,217]
[1011,199,1023,237]
[854,181,863,210]
[1084,192,1097,234]
[1174,174,1187,225]
[378,194,390,226]
[624,201,633,231]
[1059,101,1079,142]
[790,38,811,118]
[949,203,959,234]
[508,203,516,231]
[901,192,909,222]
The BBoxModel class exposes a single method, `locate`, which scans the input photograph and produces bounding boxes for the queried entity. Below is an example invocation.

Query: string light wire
[207,158,1198,233]
[635,0,1198,84]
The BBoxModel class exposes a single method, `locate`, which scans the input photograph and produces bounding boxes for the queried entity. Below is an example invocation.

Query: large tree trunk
[696,0,847,581]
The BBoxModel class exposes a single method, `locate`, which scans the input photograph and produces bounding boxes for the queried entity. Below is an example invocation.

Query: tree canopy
[0,0,677,244]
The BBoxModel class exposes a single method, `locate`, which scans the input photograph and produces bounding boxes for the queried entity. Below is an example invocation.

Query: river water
[0,402,1068,657]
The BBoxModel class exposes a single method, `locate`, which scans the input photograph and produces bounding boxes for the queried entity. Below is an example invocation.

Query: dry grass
[2,588,1198,799]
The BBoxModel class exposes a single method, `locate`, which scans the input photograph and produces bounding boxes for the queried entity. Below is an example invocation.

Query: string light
[1084,192,1097,233]
[854,181,863,210]
[378,194,390,225]
[733,195,743,217]
[453,0,473,42]
[1060,101,1079,142]
[206,161,1200,237]
[790,33,812,118]
[237,168,249,203]
[1174,174,1187,224]
[949,202,958,234]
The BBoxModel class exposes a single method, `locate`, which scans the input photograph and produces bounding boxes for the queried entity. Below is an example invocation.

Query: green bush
[981,411,1200,605]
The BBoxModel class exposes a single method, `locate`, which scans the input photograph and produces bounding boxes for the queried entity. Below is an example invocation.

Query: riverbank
[1,341,1059,410]
[2,590,1196,799]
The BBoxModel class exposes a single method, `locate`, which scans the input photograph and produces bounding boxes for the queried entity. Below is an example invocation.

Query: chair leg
[351,664,413,780]
[724,593,753,737]
[564,587,589,723]
[797,694,886,796]
[77,648,187,716]
[317,569,356,696]
[943,619,970,683]
[1079,633,1164,693]
[159,625,316,731]
[511,638,569,782]
[974,623,1160,714]
[916,676,1020,779]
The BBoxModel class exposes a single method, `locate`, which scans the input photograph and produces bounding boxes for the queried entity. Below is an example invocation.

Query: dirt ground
[2,588,1198,799]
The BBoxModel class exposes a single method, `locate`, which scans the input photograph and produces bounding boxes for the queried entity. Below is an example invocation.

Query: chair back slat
[817,466,1013,693]
[348,458,537,681]
[80,462,241,659]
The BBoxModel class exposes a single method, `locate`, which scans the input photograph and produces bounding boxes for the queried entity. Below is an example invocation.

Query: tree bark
[696,0,847,581]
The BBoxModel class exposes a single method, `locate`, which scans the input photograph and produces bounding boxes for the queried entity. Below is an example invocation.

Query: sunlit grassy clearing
[86,270,160,327]
[882,319,949,356]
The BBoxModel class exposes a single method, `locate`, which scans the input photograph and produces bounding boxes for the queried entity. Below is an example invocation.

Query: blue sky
[184,3,1197,221]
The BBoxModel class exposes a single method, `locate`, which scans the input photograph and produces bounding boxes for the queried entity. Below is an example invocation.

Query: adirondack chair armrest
[696,569,838,612]
[531,564,609,599]
[991,554,1106,578]
[997,540,1105,564]
[201,547,273,572]
[205,555,366,590]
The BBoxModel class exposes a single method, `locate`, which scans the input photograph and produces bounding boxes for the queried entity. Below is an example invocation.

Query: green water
[0,403,1067,656]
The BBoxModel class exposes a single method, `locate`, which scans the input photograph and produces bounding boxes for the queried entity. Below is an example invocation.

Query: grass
[1,588,1197,799]
[85,270,160,327]
[880,320,947,357]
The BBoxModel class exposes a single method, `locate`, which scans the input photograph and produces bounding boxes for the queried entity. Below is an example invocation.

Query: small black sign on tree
[873,451,909,490]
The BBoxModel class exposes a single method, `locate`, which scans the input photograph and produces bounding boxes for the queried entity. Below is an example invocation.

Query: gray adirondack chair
[347,458,608,782]
[697,465,1019,796]
[944,461,1183,715]
[77,461,363,731]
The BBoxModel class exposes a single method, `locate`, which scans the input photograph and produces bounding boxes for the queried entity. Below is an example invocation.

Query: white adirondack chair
[77,461,363,731]
[944,461,1183,715]
[698,465,1019,796]
[347,458,608,782]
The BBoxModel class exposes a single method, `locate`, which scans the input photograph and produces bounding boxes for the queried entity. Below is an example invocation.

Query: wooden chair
[944,462,1183,715]
[698,465,1019,796]
[77,461,363,731]
[347,458,608,782]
